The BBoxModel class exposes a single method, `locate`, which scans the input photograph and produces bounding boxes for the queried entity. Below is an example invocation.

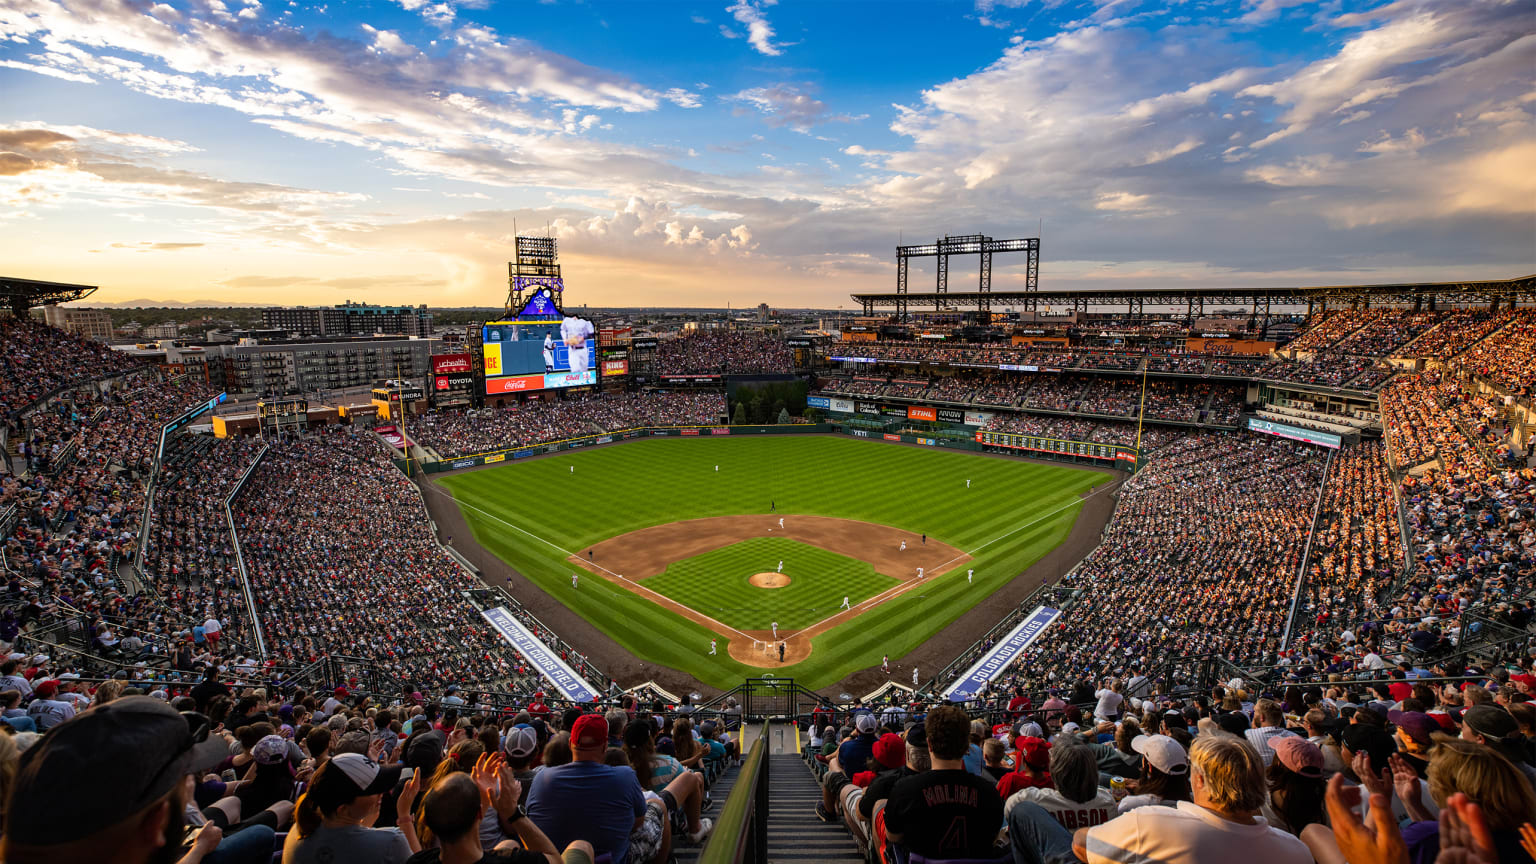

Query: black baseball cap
[9,696,229,846]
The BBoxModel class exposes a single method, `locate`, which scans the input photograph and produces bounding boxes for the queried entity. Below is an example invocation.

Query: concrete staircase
[764,753,863,862]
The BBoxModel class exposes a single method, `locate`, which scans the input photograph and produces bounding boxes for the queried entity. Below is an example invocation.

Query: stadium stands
[658,329,793,374]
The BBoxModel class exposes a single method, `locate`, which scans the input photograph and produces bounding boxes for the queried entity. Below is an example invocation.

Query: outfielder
[967,568,974,584]
[571,573,578,588]
[967,479,971,488]
[560,315,595,377]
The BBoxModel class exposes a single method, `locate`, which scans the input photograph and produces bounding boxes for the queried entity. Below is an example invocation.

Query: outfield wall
[403,423,832,474]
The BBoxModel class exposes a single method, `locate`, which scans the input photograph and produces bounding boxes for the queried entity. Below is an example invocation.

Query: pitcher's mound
[749,572,791,589]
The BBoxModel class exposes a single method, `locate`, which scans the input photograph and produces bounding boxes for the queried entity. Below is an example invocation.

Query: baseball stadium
[2,2,1534,860]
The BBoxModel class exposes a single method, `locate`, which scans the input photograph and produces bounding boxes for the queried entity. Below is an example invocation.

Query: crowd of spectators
[1404,310,1517,359]
[1462,310,1536,397]
[656,330,791,375]
[1022,376,1087,412]
[232,429,529,692]
[808,682,1536,864]
[0,316,144,422]
[408,392,725,458]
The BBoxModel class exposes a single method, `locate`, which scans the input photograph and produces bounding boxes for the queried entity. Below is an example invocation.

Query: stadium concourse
[0,307,1535,864]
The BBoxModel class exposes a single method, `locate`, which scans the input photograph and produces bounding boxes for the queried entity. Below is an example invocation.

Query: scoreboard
[976,430,1137,465]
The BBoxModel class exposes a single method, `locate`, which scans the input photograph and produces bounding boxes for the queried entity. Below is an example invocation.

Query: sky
[0,0,1532,310]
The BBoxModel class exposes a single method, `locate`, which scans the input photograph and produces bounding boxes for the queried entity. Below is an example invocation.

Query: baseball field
[437,435,1111,690]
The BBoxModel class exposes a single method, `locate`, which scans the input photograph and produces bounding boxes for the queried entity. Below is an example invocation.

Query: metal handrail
[1282,447,1334,648]
[698,720,770,864]
[225,443,269,659]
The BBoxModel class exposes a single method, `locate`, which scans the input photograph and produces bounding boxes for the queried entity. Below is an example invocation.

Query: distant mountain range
[83,299,273,309]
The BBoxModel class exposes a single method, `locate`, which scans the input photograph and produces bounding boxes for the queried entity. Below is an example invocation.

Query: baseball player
[917,567,924,578]
[882,654,890,674]
[967,479,971,488]
[571,573,578,588]
[778,517,784,529]
[912,667,919,687]
[899,540,906,551]
[561,315,595,377]
[968,568,974,584]
[840,596,850,610]
[570,465,574,473]
[542,332,555,372]
[776,560,783,573]
[709,639,717,655]
[715,465,719,472]
[771,621,778,639]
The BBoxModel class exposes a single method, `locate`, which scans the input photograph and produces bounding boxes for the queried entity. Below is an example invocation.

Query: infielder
[917,567,924,578]
[776,560,783,573]
[840,596,850,610]
[709,639,717,655]
[561,315,595,377]
[899,540,906,551]
[778,517,784,529]
[771,621,778,639]
[966,479,971,488]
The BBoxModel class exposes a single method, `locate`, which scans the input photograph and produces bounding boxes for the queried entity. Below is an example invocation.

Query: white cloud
[729,84,861,131]
[726,0,783,56]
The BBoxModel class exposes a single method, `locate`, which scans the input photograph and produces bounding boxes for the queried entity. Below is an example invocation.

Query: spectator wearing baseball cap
[996,736,1054,798]
[25,679,75,731]
[504,724,540,807]
[1263,736,1325,836]
[3,695,238,864]
[1460,704,1536,787]
[1118,734,1192,813]
[285,752,419,864]
[1005,742,1116,827]
[525,713,646,864]
[1388,710,1438,773]
[816,712,877,823]
[848,724,929,855]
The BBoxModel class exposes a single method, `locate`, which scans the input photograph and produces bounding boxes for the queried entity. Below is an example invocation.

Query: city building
[213,335,442,396]
[262,301,433,338]
[143,322,181,339]
[41,305,114,341]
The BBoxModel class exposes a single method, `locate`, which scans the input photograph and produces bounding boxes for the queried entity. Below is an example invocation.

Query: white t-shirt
[203,618,222,635]
[1094,689,1124,720]
[1004,786,1117,831]
[1084,800,1311,864]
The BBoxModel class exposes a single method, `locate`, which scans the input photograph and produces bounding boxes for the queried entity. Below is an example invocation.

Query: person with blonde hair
[1074,736,1310,864]
[1394,736,1536,862]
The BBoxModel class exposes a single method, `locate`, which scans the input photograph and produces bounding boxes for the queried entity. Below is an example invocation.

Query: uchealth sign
[942,605,1061,702]
[432,353,473,375]
[480,607,600,703]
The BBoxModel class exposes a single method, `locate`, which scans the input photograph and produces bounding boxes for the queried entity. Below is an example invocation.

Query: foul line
[425,484,758,642]
[783,477,1124,639]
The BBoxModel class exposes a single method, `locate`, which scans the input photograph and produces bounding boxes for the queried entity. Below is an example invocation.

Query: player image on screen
[542,333,555,372]
[562,314,595,377]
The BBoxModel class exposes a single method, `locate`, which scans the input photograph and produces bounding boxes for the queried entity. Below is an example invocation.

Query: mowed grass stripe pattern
[440,436,1108,689]
[646,538,899,631]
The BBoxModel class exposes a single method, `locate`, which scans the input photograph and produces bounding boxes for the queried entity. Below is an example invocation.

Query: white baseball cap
[1131,734,1189,776]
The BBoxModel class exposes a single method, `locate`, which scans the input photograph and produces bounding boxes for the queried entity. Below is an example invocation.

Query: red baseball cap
[571,713,608,750]
[872,733,904,770]
[1014,736,1051,771]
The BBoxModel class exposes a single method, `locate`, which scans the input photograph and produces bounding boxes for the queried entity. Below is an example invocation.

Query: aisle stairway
[673,760,742,864]
[765,753,863,862]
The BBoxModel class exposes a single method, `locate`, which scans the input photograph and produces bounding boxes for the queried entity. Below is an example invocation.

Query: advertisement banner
[937,408,965,424]
[851,430,871,437]
[681,428,700,436]
[542,370,597,389]
[432,353,474,375]
[857,402,880,415]
[880,405,908,417]
[942,606,1062,702]
[436,374,475,390]
[631,337,658,350]
[450,458,476,470]
[486,374,545,395]
[596,435,613,444]
[480,608,600,703]
[710,427,731,435]
[602,359,629,377]
[483,453,505,464]
[883,433,901,441]
[907,406,937,421]
[513,449,536,459]
[481,342,503,377]
[831,398,855,414]
[963,411,992,426]
[1248,417,1342,449]
[373,425,404,448]
[807,395,831,409]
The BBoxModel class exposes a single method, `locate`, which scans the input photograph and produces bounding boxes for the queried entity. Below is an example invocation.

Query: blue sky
[0,0,1531,308]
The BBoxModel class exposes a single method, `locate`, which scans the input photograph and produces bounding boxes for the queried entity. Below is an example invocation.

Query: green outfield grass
[438,435,1110,690]
[645,537,900,631]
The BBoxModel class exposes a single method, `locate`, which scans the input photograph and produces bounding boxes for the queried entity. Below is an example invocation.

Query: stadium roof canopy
[1,276,97,316]
[851,274,1536,318]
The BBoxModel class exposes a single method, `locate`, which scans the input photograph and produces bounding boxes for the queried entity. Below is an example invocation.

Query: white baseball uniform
[841,596,850,609]
[913,668,919,687]
[542,333,555,370]
[571,573,578,588]
[966,479,971,488]
[778,518,784,528]
[771,622,778,638]
[899,541,906,551]
[917,567,924,578]
[777,560,783,573]
[710,640,717,655]
[968,569,974,584]
[560,316,594,377]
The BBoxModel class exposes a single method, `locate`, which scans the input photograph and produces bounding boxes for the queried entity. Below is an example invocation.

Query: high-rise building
[41,305,114,341]
[262,301,433,338]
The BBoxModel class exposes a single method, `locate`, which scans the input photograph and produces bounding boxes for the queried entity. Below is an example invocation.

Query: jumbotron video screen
[482,288,597,395]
